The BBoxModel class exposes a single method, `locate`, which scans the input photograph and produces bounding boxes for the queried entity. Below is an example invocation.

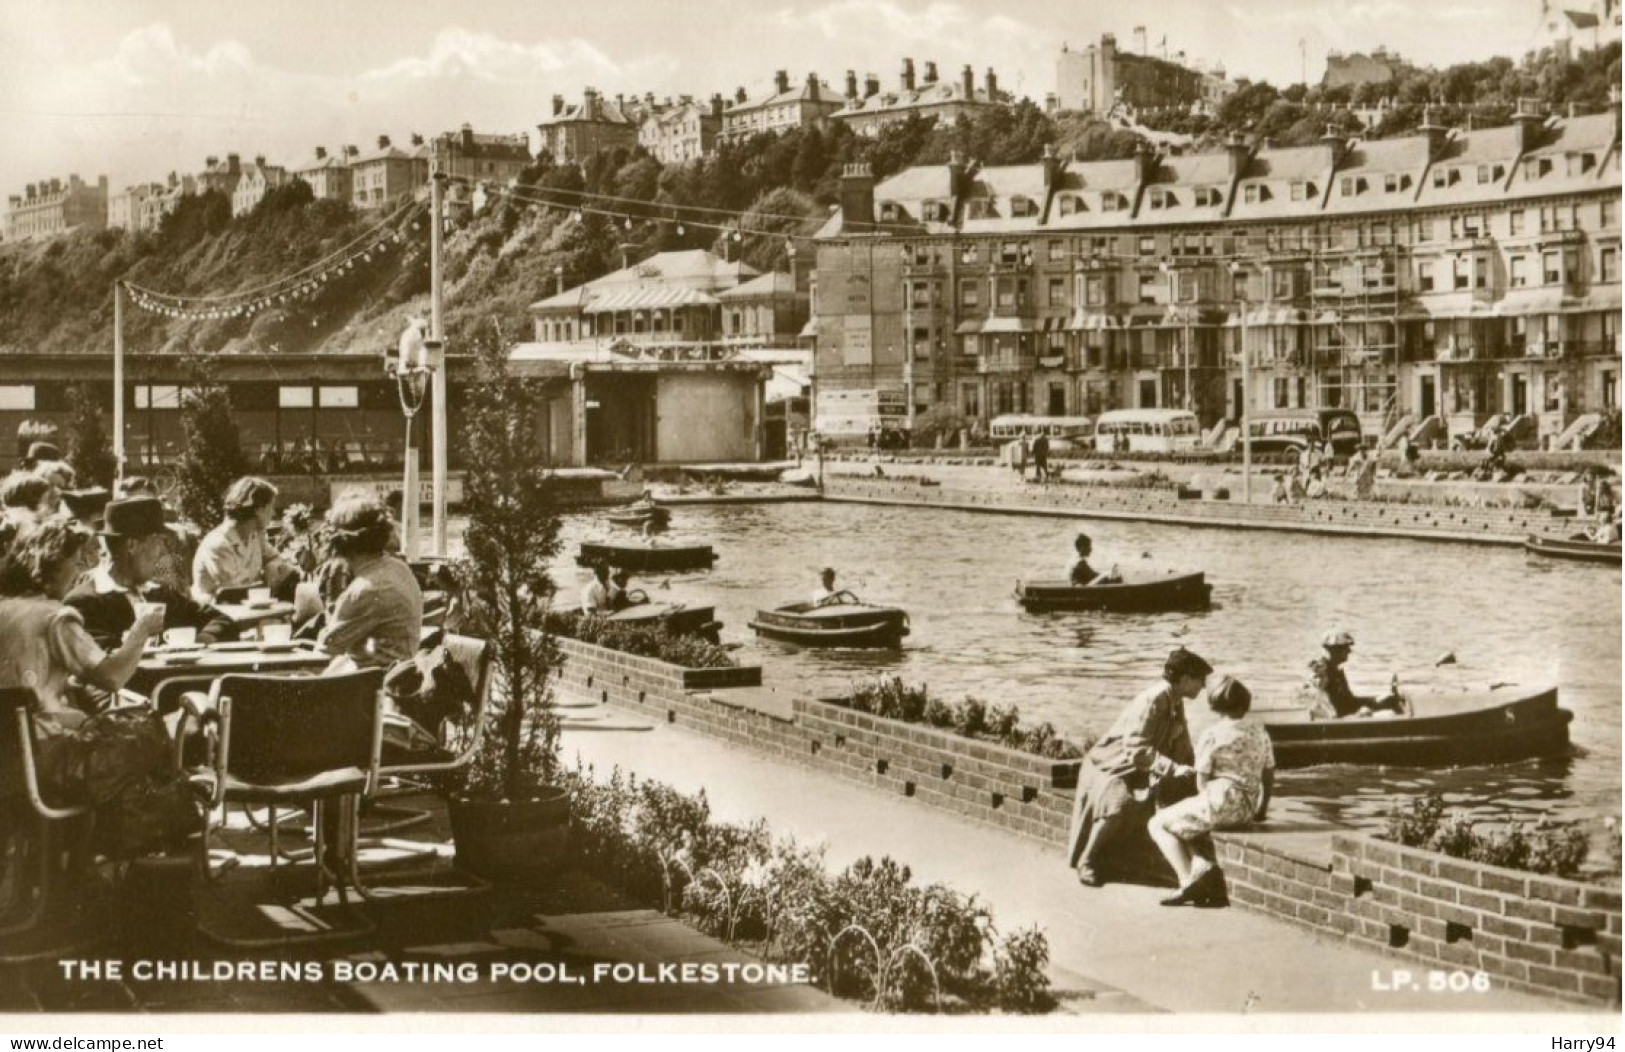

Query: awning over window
[981,316,1037,333]
[954,318,984,335]
[582,286,720,313]
[1066,310,1123,331]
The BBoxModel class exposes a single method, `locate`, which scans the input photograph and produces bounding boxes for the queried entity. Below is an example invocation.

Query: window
[1273,377,1290,409]
[999,242,1022,265]
[1148,188,1175,210]
[1462,215,1481,238]
[1194,186,1221,207]
[1086,275,1107,306]
[1138,271,1158,305]
[1453,258,1470,290]
[912,327,931,360]
[1543,251,1562,285]
[1510,210,1525,236]
[318,386,359,408]
[1271,269,1292,298]
[1340,177,1366,196]
[1476,164,1492,185]
[1544,371,1563,412]
[1178,272,1201,303]
[1100,191,1126,212]
[1057,194,1083,216]
[961,382,981,418]
[1291,181,1311,201]
[1047,276,1066,307]
[1417,217,1435,242]
[1138,236,1156,256]
[278,386,314,409]
[1010,196,1037,218]
[1474,257,1489,289]
[1603,246,1619,284]
[1047,239,1066,262]
[0,385,35,410]
[959,280,979,308]
[1603,199,1618,229]
[1510,256,1528,288]
[1383,173,1410,193]
[1242,184,1272,204]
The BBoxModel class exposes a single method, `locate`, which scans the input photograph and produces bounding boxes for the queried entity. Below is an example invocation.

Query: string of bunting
[123,202,429,322]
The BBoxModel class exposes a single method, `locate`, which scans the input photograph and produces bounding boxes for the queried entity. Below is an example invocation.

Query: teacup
[260,623,294,645]
[247,587,273,605]
[163,626,198,648]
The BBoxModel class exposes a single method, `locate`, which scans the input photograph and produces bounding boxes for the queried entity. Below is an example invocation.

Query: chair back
[0,687,34,804]
[380,634,492,777]
[215,668,386,788]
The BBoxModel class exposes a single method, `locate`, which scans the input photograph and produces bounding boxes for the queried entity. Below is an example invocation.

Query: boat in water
[748,599,909,648]
[1257,684,1572,769]
[1014,571,1212,613]
[1523,535,1621,566]
[577,541,715,573]
[605,505,672,529]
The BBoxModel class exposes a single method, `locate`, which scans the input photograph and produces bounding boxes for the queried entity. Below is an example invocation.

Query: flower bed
[546,611,736,670]
[560,762,1054,1013]
[1381,793,1592,879]
[828,677,1087,760]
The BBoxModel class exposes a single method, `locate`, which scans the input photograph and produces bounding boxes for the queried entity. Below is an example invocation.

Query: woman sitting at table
[0,518,201,858]
[191,476,299,604]
[316,493,422,668]
[66,496,238,652]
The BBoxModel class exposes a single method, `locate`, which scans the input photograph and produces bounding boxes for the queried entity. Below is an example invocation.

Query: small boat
[577,541,716,573]
[604,601,722,644]
[1523,534,1621,566]
[1014,571,1212,613]
[748,600,909,648]
[1258,685,1572,769]
[606,505,672,528]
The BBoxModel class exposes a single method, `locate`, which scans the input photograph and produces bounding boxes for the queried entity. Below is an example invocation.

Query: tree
[456,323,563,800]
[174,361,247,528]
[63,383,115,489]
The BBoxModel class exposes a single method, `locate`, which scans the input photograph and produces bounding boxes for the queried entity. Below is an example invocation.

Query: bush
[563,764,1057,1014]
[547,611,735,669]
[836,677,1086,760]
[1380,793,1590,879]
[174,363,248,529]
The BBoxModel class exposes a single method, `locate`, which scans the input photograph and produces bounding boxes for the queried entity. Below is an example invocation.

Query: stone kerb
[1214,829,1621,1006]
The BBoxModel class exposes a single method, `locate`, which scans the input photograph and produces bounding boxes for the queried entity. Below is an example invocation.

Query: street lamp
[1159,257,1193,412]
[391,317,433,557]
[554,264,565,297]
[1228,260,1253,505]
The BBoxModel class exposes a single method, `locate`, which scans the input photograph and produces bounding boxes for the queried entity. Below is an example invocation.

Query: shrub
[992,926,1054,1014]
[1380,793,1591,879]
[835,678,1086,760]
[548,611,735,669]
[174,362,247,529]
[63,383,115,489]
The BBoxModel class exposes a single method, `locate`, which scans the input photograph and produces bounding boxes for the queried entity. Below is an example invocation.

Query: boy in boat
[812,567,842,606]
[582,562,613,615]
[1302,628,1404,719]
[1067,534,1120,586]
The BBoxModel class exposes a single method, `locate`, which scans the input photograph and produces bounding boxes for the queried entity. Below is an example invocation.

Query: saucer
[158,653,204,665]
[243,598,278,610]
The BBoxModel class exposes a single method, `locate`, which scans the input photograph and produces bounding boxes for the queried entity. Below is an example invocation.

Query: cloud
[1224,1,1493,26]
[361,27,623,83]
[762,0,1047,76]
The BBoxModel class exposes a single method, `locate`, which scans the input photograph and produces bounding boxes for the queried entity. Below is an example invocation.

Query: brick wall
[824,478,1566,545]
[1215,830,1622,1007]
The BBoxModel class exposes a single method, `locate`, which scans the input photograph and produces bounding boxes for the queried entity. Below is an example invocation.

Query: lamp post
[392,318,431,557]
[430,169,448,558]
[554,264,564,298]
[1228,260,1253,504]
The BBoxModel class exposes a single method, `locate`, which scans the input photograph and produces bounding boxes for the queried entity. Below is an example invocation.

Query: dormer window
[879,202,900,222]
[1523,157,1554,179]
[1148,188,1177,210]
[1057,193,1086,216]
[1193,186,1222,207]
[1242,183,1273,204]
[1010,195,1038,218]
[1431,167,1463,188]
[1339,176,1368,196]
[1566,152,1597,176]
[1383,173,1412,193]
[1100,191,1128,212]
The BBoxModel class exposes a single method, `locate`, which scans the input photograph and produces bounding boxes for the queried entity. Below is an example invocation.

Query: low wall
[823,477,1569,545]
[1215,831,1621,1006]
[553,634,1616,1007]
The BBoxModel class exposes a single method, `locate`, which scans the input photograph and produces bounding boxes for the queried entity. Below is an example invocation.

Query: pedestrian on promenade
[1031,433,1050,483]
[1013,435,1029,476]
[1148,676,1273,908]
[1066,646,1209,888]
[1271,473,1289,504]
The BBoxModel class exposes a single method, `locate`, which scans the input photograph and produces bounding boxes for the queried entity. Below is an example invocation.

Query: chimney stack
[1042,142,1064,192]
[985,68,998,100]
[948,150,968,200]
[735,85,747,104]
[962,64,975,98]
[1134,140,1159,184]
[1512,97,1546,153]
[806,72,820,102]
[846,69,859,100]
[315,146,327,160]
[584,87,599,115]
[1225,132,1252,177]
[712,93,725,118]
[345,144,358,158]
[1610,85,1621,130]
[206,156,218,168]
[377,135,390,150]
[775,69,790,94]
[864,73,880,98]
[1419,105,1448,161]
[254,154,265,167]
[226,153,240,172]
[411,132,424,147]
[924,61,938,84]
[1320,124,1349,170]
[839,162,876,234]
[901,58,916,92]
[552,94,564,116]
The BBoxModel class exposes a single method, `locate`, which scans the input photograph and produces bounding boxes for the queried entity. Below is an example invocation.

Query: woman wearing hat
[1149,675,1273,907]
[1066,647,1210,887]
[316,492,422,668]
[64,496,237,652]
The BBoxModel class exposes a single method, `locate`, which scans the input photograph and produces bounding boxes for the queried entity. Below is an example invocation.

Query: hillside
[1,43,1615,359]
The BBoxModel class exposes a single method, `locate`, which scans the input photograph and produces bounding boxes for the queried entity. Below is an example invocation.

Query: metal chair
[192,668,385,946]
[0,688,99,963]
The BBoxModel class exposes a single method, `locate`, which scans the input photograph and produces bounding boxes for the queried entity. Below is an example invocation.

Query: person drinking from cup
[191,476,300,603]
[66,496,238,652]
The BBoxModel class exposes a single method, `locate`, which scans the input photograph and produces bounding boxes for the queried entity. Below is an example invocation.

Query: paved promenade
[562,717,1583,1017]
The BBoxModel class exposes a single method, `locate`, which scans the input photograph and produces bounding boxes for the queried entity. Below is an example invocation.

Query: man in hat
[62,487,111,531]
[1303,628,1401,719]
[66,496,238,651]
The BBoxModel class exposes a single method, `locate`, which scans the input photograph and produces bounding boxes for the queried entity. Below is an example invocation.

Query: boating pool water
[466,501,1622,839]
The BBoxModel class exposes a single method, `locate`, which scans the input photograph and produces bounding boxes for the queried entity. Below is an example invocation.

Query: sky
[0,0,1562,197]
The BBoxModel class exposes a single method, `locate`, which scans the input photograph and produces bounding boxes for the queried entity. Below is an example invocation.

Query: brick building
[537,89,640,164]
[832,60,1001,138]
[810,98,1622,449]
[232,156,290,217]
[638,97,723,165]
[434,124,532,184]
[4,174,109,241]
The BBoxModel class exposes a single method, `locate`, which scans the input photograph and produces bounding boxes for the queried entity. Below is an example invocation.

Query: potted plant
[445,322,570,879]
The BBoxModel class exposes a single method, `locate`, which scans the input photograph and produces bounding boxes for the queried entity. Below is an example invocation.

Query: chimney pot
[962,64,975,98]
[985,68,998,100]
[775,69,790,94]
[845,69,859,100]
[377,135,390,149]
[315,146,327,160]
[924,61,938,84]
[901,57,916,92]
[552,94,564,116]
[864,73,880,98]
[839,163,876,233]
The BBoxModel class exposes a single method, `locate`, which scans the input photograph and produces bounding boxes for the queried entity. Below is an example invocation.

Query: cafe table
[214,599,297,631]
[131,639,332,707]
